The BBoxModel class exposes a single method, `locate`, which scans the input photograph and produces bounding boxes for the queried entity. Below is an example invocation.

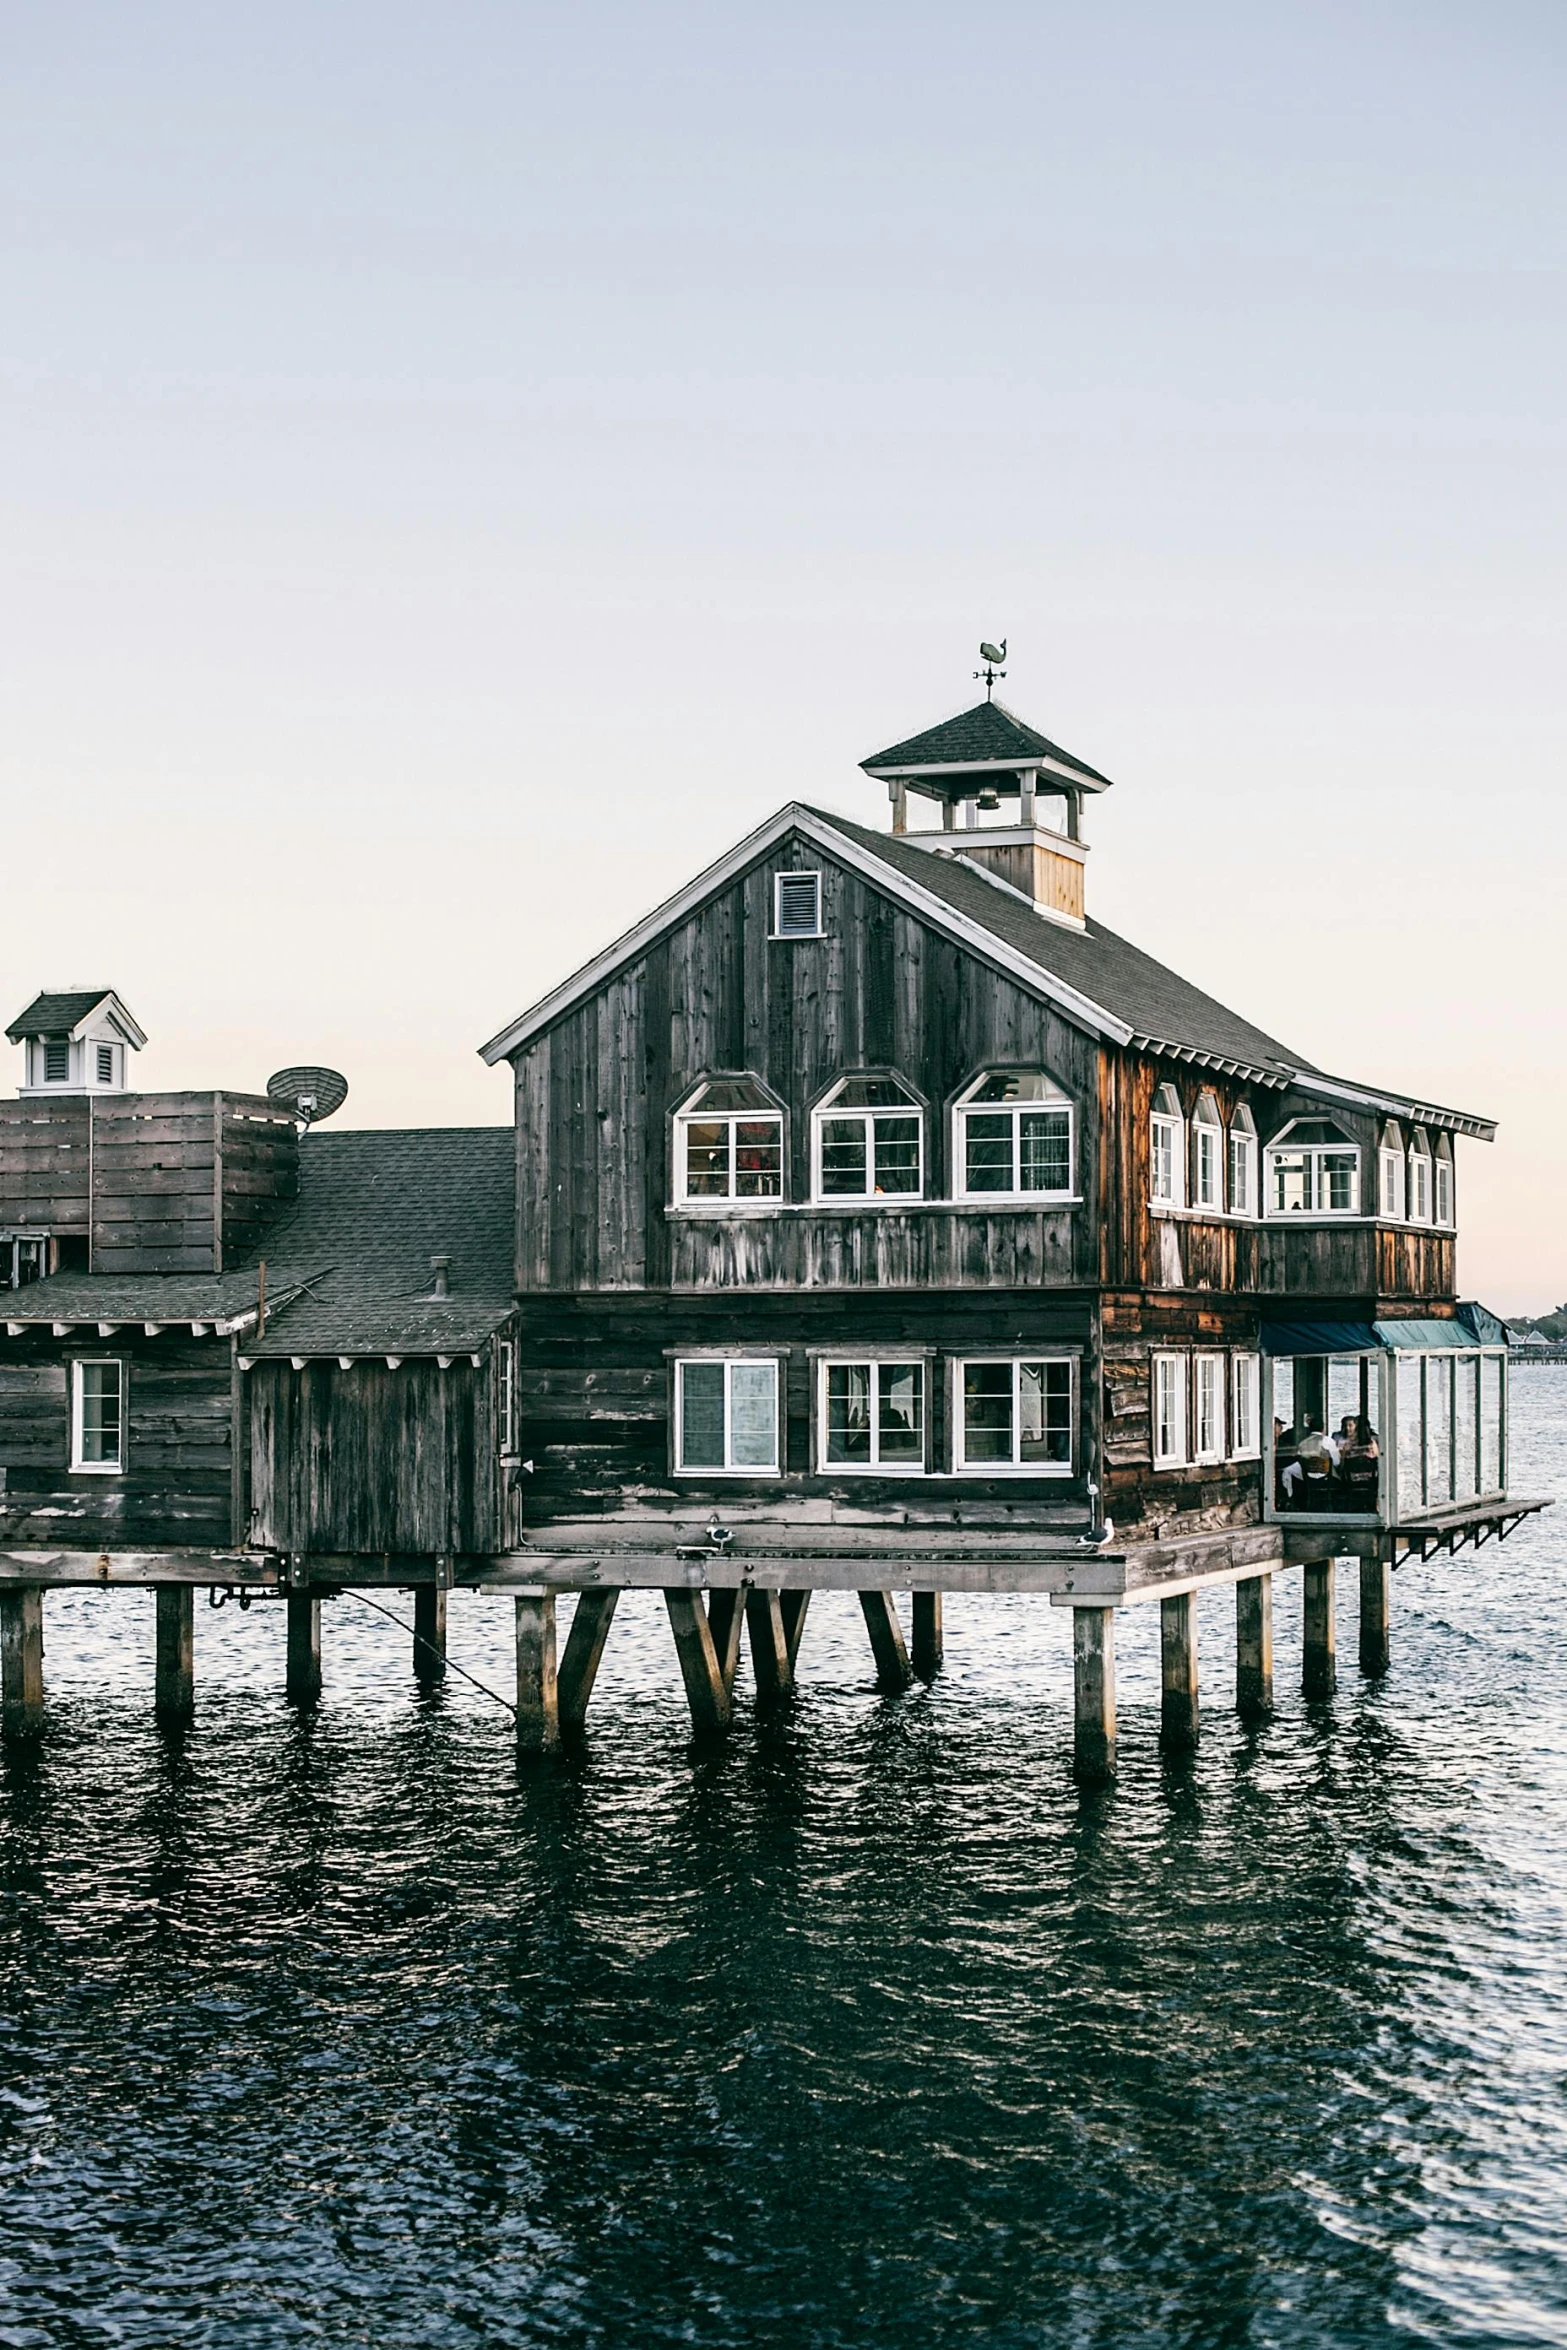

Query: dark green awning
[1259,1321,1379,1357]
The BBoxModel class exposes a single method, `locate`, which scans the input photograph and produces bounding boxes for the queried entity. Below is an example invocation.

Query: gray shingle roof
[860,699,1113,787]
[813,810,1308,1080]
[6,990,117,1041]
[236,1126,516,1357]
[1,1272,261,1326]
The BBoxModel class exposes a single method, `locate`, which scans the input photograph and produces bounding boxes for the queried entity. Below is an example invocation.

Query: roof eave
[861,755,1110,792]
[1288,1071,1496,1142]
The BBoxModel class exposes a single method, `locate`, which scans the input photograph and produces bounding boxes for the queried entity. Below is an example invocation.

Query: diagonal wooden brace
[746,1589,794,1701]
[558,1588,620,1732]
[857,1590,914,1692]
[664,1589,733,1734]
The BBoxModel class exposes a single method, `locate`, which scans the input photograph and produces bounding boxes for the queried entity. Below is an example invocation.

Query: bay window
[956,1071,1073,1200]
[818,1358,926,1472]
[676,1077,784,1204]
[674,1357,780,1473]
[1265,1119,1360,1216]
[956,1357,1073,1474]
[814,1077,922,1200]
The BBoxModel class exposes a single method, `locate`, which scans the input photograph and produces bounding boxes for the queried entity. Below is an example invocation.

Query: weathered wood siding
[0,1331,235,1547]
[512,840,1102,1293]
[247,1345,513,1556]
[0,1092,297,1274]
[1100,1292,1263,1538]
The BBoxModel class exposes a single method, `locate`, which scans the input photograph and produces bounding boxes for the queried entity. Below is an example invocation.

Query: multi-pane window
[676,1078,784,1204]
[675,1358,780,1473]
[819,1359,925,1471]
[1150,1084,1184,1207]
[957,1072,1073,1199]
[1231,1352,1260,1458]
[956,1358,1073,1473]
[814,1077,922,1199]
[1194,1352,1225,1461]
[0,1236,49,1292]
[1193,1097,1222,1210]
[71,1359,124,1473]
[1407,1131,1431,1223]
[496,1340,517,1456]
[772,871,823,938]
[1379,1123,1406,1221]
[1266,1121,1360,1215]
[1228,1107,1257,1216]
[1152,1352,1187,1466]
[1434,1140,1453,1227]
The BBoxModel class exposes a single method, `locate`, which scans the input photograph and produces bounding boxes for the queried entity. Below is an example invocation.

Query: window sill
[70,1463,124,1477]
[672,1465,782,1478]
[953,1463,1074,1480]
[668,1198,1085,1219]
[816,1462,930,1478]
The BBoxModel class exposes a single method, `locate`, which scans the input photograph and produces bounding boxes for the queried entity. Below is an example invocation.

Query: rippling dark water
[3,1377,1566,2347]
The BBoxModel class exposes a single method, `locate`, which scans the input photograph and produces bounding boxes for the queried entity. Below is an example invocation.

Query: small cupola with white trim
[6,989,146,1096]
[860,650,1112,929]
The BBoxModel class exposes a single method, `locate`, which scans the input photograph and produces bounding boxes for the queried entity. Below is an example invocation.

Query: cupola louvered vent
[773,871,822,939]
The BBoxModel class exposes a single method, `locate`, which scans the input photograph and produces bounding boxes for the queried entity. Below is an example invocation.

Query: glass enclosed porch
[1261,1319,1507,1528]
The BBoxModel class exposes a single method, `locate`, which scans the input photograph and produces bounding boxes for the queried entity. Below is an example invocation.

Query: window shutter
[774,872,822,937]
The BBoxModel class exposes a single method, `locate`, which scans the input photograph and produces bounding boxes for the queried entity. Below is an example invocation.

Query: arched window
[1228,1102,1258,1217]
[1433,1133,1454,1227]
[675,1076,784,1204]
[1407,1127,1432,1224]
[1192,1093,1223,1211]
[1379,1121,1406,1222]
[1150,1083,1185,1208]
[813,1075,922,1200]
[1265,1118,1360,1216]
[955,1072,1073,1201]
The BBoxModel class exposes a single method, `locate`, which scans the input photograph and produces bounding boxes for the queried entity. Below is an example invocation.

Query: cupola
[860,674,1112,928]
[6,990,146,1096]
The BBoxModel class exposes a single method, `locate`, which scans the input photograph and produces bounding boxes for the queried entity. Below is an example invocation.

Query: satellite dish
[979,639,1007,665]
[267,1065,349,1125]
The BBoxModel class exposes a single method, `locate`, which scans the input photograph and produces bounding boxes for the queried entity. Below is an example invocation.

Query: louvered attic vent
[773,871,823,939]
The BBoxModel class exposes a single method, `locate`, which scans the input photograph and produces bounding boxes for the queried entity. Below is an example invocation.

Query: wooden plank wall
[511,843,1102,1294]
[0,1093,297,1274]
[0,1331,236,1546]
[247,1349,508,1556]
[1100,1291,1263,1538]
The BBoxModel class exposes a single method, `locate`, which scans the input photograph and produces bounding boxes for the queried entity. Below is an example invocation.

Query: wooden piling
[1235,1573,1274,1718]
[857,1590,914,1691]
[1072,1605,1116,1782]
[285,1592,321,1705]
[1160,1589,1199,1749]
[746,1589,794,1701]
[154,1585,194,1716]
[514,1590,560,1752]
[1302,1560,1337,1699]
[663,1590,732,1734]
[0,1587,44,1733]
[558,1588,619,1732]
[1359,1554,1390,1676]
[412,1585,447,1681]
[912,1591,944,1681]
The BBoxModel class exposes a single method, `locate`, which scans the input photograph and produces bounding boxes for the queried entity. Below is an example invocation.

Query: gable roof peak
[860,697,1113,792]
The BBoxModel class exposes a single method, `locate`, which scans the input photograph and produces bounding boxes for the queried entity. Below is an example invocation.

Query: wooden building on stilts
[0,679,1548,1772]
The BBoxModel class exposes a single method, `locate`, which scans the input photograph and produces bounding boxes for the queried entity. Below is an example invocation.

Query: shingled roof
[6,989,144,1044]
[860,699,1113,788]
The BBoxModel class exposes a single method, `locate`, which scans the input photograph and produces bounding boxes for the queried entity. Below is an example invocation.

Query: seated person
[1282,1418,1337,1505]
[1337,1413,1380,1501]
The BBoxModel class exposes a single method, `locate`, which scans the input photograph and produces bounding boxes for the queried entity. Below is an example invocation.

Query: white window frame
[1192,1098,1222,1211]
[1433,1141,1454,1228]
[811,1078,924,1203]
[496,1338,517,1457]
[953,1073,1075,1203]
[1264,1122,1362,1218]
[1150,1086,1185,1209]
[1379,1126,1406,1222]
[771,870,824,940]
[1152,1351,1188,1467]
[1407,1132,1432,1224]
[1231,1352,1261,1459]
[815,1356,928,1475]
[672,1355,782,1476]
[1227,1115,1257,1218]
[673,1079,786,1207]
[1194,1351,1225,1463]
[952,1355,1075,1477]
[70,1357,125,1475]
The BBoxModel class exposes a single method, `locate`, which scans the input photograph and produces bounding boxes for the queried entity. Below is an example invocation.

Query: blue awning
[1259,1320,1379,1357]
[1375,1318,1486,1352]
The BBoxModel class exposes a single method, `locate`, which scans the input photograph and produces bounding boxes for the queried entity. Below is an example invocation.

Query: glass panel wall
[1481,1355,1504,1495]
[1453,1357,1478,1501]
[1427,1358,1453,1504]
[1397,1356,1425,1514]
[1272,1353,1381,1513]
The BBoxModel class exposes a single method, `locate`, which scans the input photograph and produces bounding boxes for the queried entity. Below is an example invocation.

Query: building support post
[1235,1573,1274,1718]
[706,1589,746,1699]
[746,1590,794,1703]
[664,1590,732,1735]
[1160,1590,1199,1749]
[912,1591,944,1681]
[1073,1605,1116,1782]
[154,1585,194,1716]
[857,1591,914,1692]
[413,1586,447,1682]
[780,1592,810,1672]
[0,1587,44,1733]
[558,1588,619,1732]
[1302,1560,1336,1699]
[285,1592,321,1706]
[1359,1554,1391,1677]
[514,1590,559,1753]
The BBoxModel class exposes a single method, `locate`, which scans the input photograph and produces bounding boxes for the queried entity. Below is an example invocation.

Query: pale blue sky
[3,2,1563,1305]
